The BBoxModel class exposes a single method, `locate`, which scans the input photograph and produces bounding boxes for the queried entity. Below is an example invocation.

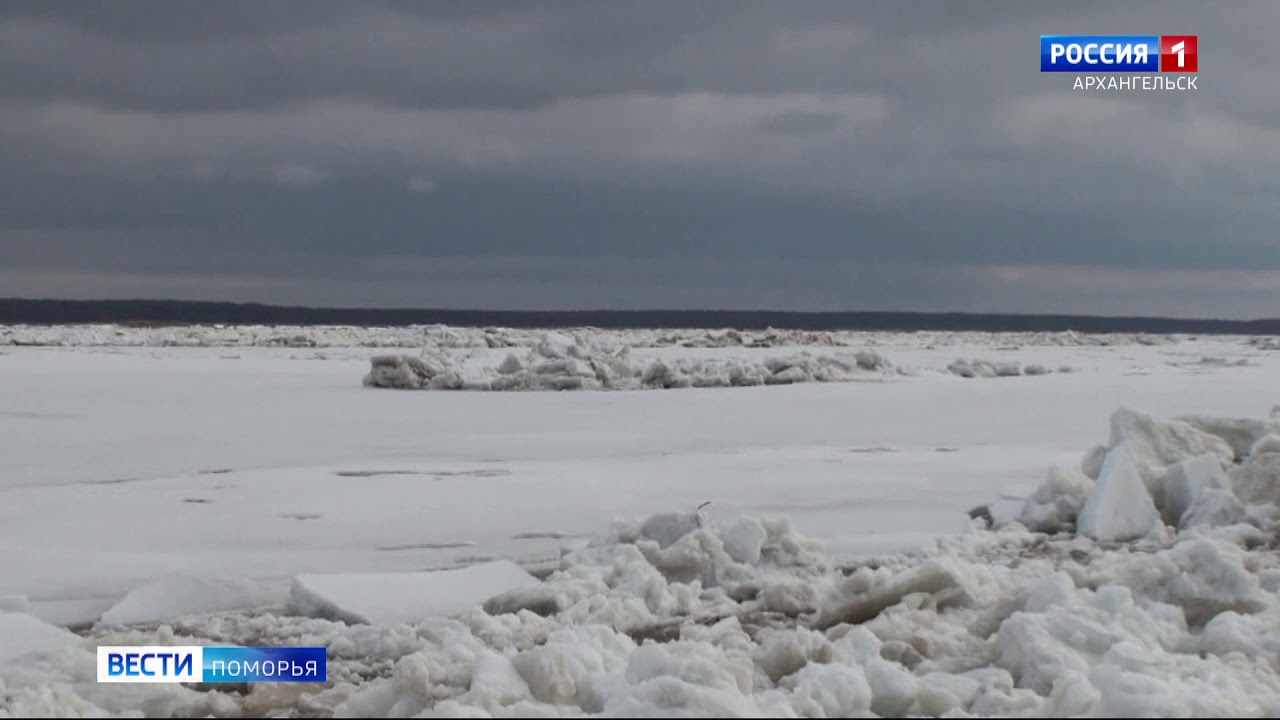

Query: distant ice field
[1,327,1274,627]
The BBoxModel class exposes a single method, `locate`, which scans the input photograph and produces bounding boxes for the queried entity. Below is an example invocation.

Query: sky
[2,1,1278,318]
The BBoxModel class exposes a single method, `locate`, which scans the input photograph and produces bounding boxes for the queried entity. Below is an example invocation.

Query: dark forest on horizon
[2,298,1278,335]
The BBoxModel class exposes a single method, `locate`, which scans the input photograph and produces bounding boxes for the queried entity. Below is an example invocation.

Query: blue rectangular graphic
[99,646,327,683]
[1040,35,1160,72]
[202,647,327,683]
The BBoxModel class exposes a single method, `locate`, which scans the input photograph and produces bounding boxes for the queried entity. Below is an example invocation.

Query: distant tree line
[1,298,1277,335]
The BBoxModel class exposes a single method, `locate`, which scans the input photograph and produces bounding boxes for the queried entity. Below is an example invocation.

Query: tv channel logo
[97,646,327,684]
[1160,35,1198,72]
[1040,35,1197,73]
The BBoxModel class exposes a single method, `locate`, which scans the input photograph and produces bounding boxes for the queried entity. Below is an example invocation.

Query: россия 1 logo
[1040,35,1198,90]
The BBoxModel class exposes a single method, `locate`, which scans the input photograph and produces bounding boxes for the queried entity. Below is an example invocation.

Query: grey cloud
[4,2,1270,114]
[1,0,1278,317]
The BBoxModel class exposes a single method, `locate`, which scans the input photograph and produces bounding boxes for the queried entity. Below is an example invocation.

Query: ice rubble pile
[0,324,857,350]
[4,408,1280,718]
[364,331,895,391]
[318,409,1280,719]
[2,322,1232,350]
[0,324,437,349]
[1016,407,1280,541]
[946,359,1058,378]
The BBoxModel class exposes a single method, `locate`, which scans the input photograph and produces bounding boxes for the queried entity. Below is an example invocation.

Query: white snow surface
[2,325,1280,717]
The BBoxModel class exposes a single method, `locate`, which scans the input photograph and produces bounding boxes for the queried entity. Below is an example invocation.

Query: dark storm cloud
[1,1,1278,317]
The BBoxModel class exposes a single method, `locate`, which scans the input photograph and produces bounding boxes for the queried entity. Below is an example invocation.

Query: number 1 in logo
[1160,36,1197,72]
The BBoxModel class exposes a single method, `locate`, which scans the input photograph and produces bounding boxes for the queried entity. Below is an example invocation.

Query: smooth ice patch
[291,561,542,625]
[0,611,82,663]
[1077,446,1161,542]
[97,574,284,627]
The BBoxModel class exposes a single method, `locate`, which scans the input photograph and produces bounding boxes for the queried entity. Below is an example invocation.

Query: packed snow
[2,325,1279,717]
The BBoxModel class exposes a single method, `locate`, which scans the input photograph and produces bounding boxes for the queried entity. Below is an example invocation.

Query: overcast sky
[2,1,1277,317]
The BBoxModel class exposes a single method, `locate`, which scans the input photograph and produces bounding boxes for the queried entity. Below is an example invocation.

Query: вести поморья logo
[97,646,327,684]
[1040,35,1198,73]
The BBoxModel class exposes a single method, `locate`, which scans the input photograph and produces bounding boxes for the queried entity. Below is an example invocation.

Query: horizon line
[2,297,1278,329]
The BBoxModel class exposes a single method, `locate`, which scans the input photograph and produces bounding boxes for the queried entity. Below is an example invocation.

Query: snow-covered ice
[2,325,1280,716]
[291,562,542,626]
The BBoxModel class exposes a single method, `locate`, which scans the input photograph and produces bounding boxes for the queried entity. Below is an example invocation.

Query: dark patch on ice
[80,477,143,486]
[376,541,476,551]
[625,609,797,645]
[432,469,511,479]
[527,566,557,581]
[845,446,896,454]
[1184,356,1254,368]
[281,513,322,521]
[968,505,994,528]
[198,468,234,475]
[183,498,212,504]
[484,586,561,617]
[67,619,100,635]
[512,531,581,540]
[211,483,238,490]
[935,447,960,453]
[452,554,501,566]
[335,468,511,479]
[334,470,427,478]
